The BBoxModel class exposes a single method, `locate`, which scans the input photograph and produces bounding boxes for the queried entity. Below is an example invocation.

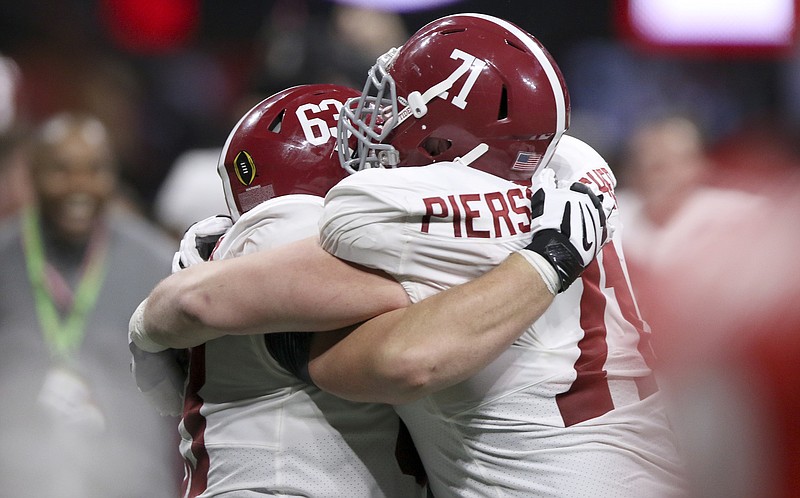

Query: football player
[133,84,426,497]
[315,13,686,497]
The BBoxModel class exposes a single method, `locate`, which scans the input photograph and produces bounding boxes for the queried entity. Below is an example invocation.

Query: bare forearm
[140,264,235,348]
[141,237,410,349]
[309,252,554,403]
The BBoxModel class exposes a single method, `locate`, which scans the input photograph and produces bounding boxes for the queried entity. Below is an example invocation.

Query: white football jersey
[320,136,686,498]
[178,194,424,497]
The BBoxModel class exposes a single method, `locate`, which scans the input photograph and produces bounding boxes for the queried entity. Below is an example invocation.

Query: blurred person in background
[617,115,711,243]
[0,112,180,497]
[615,114,761,287]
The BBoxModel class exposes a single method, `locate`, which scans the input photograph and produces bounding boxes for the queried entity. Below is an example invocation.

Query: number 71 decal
[446,49,487,109]
[399,48,487,124]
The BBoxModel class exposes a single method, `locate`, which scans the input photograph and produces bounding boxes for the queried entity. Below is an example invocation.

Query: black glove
[525,182,610,292]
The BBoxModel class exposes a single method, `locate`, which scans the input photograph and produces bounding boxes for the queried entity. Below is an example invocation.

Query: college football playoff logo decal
[234,150,256,186]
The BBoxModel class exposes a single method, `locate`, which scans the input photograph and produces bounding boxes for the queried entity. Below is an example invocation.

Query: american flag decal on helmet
[512,151,542,171]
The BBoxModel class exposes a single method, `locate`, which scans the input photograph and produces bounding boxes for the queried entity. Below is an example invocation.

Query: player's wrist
[516,247,559,296]
[128,298,168,353]
[523,229,584,293]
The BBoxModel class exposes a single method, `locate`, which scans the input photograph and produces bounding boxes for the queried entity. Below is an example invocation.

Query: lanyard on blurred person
[21,208,109,360]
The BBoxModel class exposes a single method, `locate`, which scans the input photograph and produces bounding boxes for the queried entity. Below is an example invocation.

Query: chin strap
[453,143,489,167]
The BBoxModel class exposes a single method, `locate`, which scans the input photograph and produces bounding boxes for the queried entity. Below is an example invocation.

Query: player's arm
[309,183,610,404]
[131,236,410,352]
[308,251,553,404]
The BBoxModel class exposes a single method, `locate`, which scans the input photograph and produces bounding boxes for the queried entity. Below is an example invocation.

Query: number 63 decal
[295,99,345,146]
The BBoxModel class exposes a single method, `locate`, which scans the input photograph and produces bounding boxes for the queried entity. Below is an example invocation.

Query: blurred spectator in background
[618,115,711,232]
[615,115,762,288]
[0,112,179,497]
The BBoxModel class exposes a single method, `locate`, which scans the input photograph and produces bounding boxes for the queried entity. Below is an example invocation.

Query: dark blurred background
[1,0,798,220]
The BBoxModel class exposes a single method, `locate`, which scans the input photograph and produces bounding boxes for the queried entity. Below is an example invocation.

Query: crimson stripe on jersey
[601,242,659,399]
[181,345,210,497]
[556,258,613,427]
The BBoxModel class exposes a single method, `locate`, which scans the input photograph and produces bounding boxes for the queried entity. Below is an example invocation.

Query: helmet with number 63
[219,84,359,220]
[337,13,570,183]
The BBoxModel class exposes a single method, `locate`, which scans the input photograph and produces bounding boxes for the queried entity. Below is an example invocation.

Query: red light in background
[100,0,199,54]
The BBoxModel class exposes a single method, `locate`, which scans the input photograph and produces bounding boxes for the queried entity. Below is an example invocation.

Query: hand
[524,181,611,292]
[129,342,188,417]
[172,215,233,273]
[128,299,186,416]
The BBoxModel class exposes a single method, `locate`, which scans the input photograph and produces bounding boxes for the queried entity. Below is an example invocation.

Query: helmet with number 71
[219,84,359,220]
[337,13,570,183]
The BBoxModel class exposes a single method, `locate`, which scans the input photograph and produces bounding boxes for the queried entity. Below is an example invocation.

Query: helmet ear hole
[498,86,508,120]
[268,110,286,133]
[422,137,452,157]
